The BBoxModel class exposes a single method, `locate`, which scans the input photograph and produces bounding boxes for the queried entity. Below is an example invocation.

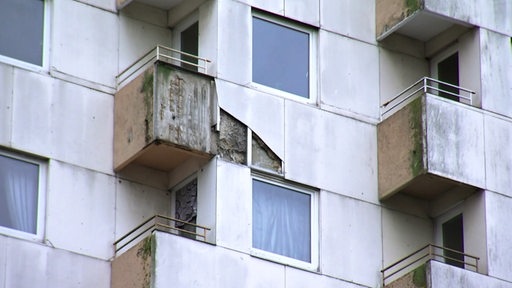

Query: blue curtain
[252,179,311,262]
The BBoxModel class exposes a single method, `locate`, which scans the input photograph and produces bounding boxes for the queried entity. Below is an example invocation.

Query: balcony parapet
[381,243,479,287]
[378,79,483,200]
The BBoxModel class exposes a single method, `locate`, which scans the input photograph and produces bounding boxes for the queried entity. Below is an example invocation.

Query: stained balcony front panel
[378,86,484,200]
[114,47,216,172]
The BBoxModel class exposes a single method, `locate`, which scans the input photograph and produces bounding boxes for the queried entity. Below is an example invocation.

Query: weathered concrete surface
[428,260,512,288]
[251,133,282,173]
[114,62,216,172]
[385,264,426,288]
[378,94,485,200]
[111,237,152,288]
[218,111,247,164]
[376,0,422,38]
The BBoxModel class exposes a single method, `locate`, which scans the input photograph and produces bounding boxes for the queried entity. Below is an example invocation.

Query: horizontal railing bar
[157,54,205,70]
[155,223,207,239]
[156,214,211,231]
[382,77,426,107]
[115,226,155,253]
[425,85,472,100]
[381,86,425,115]
[429,244,480,260]
[424,76,476,94]
[117,56,157,86]
[383,253,430,280]
[381,244,430,273]
[157,44,211,63]
[117,47,157,79]
[113,215,156,245]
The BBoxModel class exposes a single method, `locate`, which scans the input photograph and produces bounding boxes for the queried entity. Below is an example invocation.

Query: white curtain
[253,180,311,262]
[0,155,39,234]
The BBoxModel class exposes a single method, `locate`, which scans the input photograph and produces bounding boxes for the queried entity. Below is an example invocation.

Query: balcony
[381,244,480,287]
[378,77,484,200]
[114,45,216,172]
[376,0,470,41]
[112,215,212,288]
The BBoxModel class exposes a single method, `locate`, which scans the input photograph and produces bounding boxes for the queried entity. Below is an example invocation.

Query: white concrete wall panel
[480,30,512,118]
[486,192,512,282]
[320,30,380,119]
[216,160,252,253]
[52,0,118,88]
[216,79,285,160]
[426,96,485,188]
[484,115,512,196]
[429,260,512,288]
[154,232,285,288]
[382,208,433,267]
[199,0,219,77]
[285,101,378,203]
[197,158,218,243]
[463,192,488,274]
[320,192,381,287]
[379,48,429,106]
[114,178,171,240]
[217,1,251,85]
[3,236,110,288]
[285,266,363,288]
[458,29,481,107]
[237,0,284,15]
[424,0,512,36]
[284,0,319,26]
[0,63,13,146]
[320,0,376,43]
[118,15,171,73]
[46,160,116,260]
[76,0,116,12]
[10,70,114,173]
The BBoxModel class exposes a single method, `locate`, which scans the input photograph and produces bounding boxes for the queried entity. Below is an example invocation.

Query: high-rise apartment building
[0,0,511,287]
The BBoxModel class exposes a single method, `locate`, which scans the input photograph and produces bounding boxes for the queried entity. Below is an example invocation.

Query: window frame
[250,173,319,271]
[250,11,318,104]
[0,150,47,242]
[0,0,50,72]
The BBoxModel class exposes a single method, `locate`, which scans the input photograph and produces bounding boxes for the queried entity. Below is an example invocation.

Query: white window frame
[0,150,47,242]
[250,11,318,104]
[250,174,319,271]
[0,0,50,72]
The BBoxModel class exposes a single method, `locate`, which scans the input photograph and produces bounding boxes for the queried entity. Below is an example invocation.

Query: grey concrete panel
[285,100,378,203]
[285,266,363,288]
[320,0,376,44]
[284,0,319,26]
[320,192,382,287]
[486,192,512,282]
[217,1,251,85]
[320,30,380,119]
[429,260,512,288]
[11,70,114,173]
[216,160,252,253]
[4,237,110,288]
[216,79,285,160]
[46,161,116,260]
[52,0,118,88]
[480,30,512,118]
[0,63,13,146]
[426,96,485,189]
[484,115,512,196]
[237,0,284,15]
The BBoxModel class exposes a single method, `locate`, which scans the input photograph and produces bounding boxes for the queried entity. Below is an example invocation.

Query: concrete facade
[0,1,511,288]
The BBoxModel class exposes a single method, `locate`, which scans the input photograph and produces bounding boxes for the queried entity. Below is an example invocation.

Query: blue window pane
[0,0,44,66]
[252,17,310,98]
[252,179,311,262]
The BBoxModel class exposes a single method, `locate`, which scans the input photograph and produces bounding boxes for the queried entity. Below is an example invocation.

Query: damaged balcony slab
[114,61,217,172]
[378,94,485,201]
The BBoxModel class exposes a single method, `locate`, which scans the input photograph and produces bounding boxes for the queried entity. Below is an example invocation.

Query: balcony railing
[381,243,480,286]
[116,45,211,88]
[113,214,211,253]
[381,77,476,119]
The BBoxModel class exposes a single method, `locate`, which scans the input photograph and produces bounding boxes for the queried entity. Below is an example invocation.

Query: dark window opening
[175,178,197,240]
[180,21,199,71]
[442,213,464,268]
[437,52,459,101]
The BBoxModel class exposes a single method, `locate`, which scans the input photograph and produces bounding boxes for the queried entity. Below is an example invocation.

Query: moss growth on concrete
[409,97,424,177]
[141,71,154,144]
[412,264,426,287]
[405,0,421,16]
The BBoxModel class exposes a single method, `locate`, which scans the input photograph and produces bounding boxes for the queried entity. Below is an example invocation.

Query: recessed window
[0,151,46,240]
[0,0,45,67]
[252,176,317,269]
[252,13,316,100]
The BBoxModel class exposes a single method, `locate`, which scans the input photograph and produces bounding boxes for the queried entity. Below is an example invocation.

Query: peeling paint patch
[218,110,247,164]
[252,133,282,173]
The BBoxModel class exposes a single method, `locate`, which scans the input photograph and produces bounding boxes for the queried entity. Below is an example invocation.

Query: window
[442,213,464,268]
[252,12,316,101]
[173,12,199,71]
[252,176,317,269]
[0,0,46,68]
[0,151,46,240]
